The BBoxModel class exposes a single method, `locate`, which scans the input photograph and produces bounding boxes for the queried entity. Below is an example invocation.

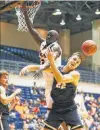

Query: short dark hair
[71,52,86,62]
[0,70,9,78]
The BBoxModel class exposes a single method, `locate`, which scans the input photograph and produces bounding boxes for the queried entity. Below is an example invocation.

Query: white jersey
[39,40,61,66]
[75,94,90,129]
[39,40,61,90]
[74,94,87,112]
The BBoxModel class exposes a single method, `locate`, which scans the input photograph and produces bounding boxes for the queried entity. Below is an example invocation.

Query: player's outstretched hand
[47,48,54,62]
[19,67,29,76]
[15,89,22,95]
[33,70,43,79]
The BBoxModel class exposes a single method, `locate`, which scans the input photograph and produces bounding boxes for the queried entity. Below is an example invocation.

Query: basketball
[81,40,97,56]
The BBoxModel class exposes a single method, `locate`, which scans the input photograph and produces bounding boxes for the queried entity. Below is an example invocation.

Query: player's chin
[46,39,50,43]
[71,65,78,70]
[71,66,76,70]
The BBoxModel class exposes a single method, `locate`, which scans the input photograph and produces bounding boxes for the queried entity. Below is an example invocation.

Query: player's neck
[46,40,56,46]
[3,84,8,89]
[62,66,73,73]
[43,42,51,49]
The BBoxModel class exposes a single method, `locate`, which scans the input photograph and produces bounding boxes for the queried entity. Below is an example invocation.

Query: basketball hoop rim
[15,1,41,9]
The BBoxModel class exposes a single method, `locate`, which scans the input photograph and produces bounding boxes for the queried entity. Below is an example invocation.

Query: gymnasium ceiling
[0,1,100,34]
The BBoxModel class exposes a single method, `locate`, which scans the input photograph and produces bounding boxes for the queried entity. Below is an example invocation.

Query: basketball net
[15,1,41,32]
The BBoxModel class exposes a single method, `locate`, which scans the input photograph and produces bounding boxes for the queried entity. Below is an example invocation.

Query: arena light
[95,9,100,15]
[52,9,62,15]
[76,14,82,21]
[60,19,65,25]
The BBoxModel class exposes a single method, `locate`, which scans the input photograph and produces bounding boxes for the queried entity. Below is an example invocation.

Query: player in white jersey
[74,90,90,130]
[20,5,62,115]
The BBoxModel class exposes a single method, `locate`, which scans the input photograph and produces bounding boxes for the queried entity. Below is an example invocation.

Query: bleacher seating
[0,50,28,62]
[79,69,100,83]
[7,85,46,129]
[0,45,40,63]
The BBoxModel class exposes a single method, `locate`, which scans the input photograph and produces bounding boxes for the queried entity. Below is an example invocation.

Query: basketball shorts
[44,108,84,130]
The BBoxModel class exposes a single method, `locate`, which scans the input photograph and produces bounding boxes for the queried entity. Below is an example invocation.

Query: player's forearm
[49,60,63,82]
[25,65,40,72]
[23,10,34,33]
[23,65,52,73]
[1,93,16,105]
[23,9,43,43]
[9,102,16,111]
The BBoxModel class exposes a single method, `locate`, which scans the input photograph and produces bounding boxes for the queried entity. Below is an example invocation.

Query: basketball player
[43,50,85,130]
[0,70,21,130]
[20,5,62,115]
[74,90,89,130]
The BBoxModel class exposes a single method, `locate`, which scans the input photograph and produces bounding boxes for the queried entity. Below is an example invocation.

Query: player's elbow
[61,76,74,84]
[3,102,8,105]
[56,77,64,83]
[1,99,8,105]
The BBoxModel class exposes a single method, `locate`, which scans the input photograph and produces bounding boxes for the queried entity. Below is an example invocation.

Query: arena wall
[9,74,100,94]
[1,21,92,53]
[70,30,92,65]
[1,22,47,50]
[70,30,92,52]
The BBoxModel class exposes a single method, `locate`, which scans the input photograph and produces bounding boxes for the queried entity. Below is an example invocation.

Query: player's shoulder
[70,70,80,77]
[52,42,61,52]
[0,86,5,94]
[40,41,46,48]
[53,41,60,47]
[70,70,80,76]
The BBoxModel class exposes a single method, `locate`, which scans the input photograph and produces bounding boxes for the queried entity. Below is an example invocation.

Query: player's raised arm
[21,5,44,44]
